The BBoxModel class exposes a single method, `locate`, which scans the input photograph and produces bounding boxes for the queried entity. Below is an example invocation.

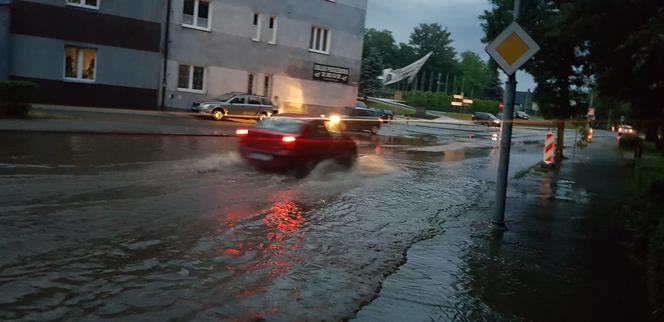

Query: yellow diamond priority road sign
[486,22,540,75]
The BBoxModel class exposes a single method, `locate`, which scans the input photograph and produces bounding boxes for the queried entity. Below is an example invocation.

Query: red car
[237,114,358,177]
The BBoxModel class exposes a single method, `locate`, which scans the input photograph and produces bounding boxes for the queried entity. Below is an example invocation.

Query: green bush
[404,91,500,114]
[0,81,39,118]
[470,99,501,114]
[647,218,664,308]
[626,156,664,312]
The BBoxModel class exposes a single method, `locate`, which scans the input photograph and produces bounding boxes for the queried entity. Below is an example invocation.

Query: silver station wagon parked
[192,92,278,121]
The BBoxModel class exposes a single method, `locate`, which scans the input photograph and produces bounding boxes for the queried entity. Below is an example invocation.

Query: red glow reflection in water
[263,201,303,233]
[223,192,306,308]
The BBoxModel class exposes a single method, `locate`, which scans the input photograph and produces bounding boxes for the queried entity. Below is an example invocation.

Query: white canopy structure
[378,52,433,86]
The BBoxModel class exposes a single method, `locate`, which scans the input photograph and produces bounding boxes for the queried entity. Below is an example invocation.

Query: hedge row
[403,91,501,114]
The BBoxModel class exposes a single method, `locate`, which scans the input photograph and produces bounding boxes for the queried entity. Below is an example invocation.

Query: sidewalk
[0,105,251,136]
[354,135,653,321]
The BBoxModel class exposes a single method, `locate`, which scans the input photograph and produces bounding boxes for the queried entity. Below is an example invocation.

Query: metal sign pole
[493,0,522,229]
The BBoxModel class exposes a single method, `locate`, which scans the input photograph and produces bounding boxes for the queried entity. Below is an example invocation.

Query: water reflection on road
[0,131,537,321]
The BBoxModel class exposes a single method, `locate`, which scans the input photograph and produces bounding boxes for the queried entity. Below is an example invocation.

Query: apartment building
[1,0,166,108]
[1,0,367,113]
[164,0,367,114]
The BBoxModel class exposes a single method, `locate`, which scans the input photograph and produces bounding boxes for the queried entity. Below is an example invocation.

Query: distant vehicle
[379,109,395,123]
[191,92,278,121]
[236,114,357,177]
[472,112,501,127]
[618,125,636,136]
[515,111,530,120]
[355,101,392,123]
[342,108,382,135]
[496,111,530,120]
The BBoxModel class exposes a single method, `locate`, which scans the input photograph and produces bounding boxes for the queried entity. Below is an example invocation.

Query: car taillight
[282,136,296,143]
[236,129,249,136]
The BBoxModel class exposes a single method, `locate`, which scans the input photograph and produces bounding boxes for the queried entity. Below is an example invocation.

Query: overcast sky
[365,0,536,92]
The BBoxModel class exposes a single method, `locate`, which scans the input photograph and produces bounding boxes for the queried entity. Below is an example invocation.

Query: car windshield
[356,101,368,108]
[216,93,239,101]
[256,118,304,133]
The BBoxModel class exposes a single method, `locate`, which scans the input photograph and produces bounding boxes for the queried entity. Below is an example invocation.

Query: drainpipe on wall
[0,0,12,81]
[160,0,172,109]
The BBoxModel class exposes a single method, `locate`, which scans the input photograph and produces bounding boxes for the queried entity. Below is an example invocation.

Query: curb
[413,124,491,133]
[0,128,234,137]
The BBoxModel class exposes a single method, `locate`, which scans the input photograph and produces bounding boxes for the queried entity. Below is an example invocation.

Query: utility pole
[452,74,457,94]
[429,71,435,92]
[420,71,426,91]
[414,71,419,91]
[608,109,613,130]
[444,73,449,95]
[436,73,442,93]
[160,0,173,109]
[493,0,522,230]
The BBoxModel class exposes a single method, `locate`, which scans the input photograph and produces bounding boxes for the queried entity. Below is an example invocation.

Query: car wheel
[257,112,268,122]
[338,152,357,168]
[370,126,380,135]
[293,160,316,179]
[212,109,225,121]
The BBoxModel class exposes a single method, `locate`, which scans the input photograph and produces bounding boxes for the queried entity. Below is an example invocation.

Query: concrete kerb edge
[0,128,234,137]
[31,104,201,119]
[413,123,489,133]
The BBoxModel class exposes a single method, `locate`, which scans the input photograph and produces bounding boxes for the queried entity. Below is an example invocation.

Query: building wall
[165,0,367,113]
[23,0,165,23]
[0,1,10,80]
[11,35,162,90]
[8,0,165,108]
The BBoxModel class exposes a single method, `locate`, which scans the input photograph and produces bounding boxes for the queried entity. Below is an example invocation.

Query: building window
[252,13,262,41]
[66,0,99,9]
[309,26,330,54]
[268,16,278,44]
[178,64,205,92]
[183,0,211,31]
[263,75,272,97]
[64,46,96,81]
[247,73,255,94]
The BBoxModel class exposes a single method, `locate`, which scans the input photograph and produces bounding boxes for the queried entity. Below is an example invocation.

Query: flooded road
[0,129,560,321]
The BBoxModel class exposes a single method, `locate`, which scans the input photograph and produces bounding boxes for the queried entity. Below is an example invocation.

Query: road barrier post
[544,132,555,166]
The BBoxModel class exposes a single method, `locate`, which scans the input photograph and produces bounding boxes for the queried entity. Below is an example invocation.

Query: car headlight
[329,115,341,125]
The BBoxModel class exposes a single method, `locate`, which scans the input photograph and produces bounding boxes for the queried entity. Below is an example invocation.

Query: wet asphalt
[0,125,649,321]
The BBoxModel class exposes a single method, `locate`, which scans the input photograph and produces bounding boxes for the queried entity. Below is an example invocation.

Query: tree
[359,48,385,97]
[484,62,503,100]
[362,29,399,67]
[458,51,491,98]
[571,0,664,146]
[481,0,585,161]
[408,23,458,91]
[391,42,417,68]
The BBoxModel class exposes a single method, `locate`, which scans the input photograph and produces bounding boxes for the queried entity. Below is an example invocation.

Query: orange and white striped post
[544,132,555,165]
